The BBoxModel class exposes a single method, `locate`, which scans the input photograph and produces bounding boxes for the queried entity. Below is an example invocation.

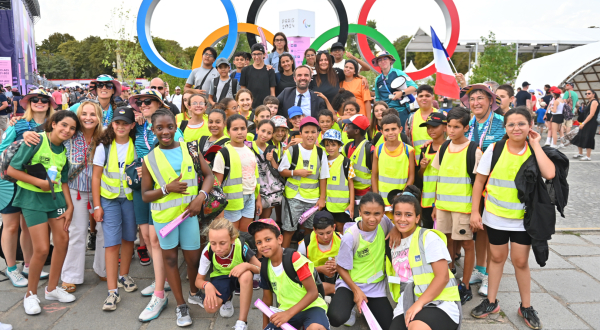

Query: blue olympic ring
[137,0,239,78]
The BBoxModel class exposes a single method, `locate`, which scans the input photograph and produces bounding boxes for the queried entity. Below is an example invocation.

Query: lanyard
[468,110,493,148]
[143,121,153,151]
[102,104,113,127]
[382,75,392,95]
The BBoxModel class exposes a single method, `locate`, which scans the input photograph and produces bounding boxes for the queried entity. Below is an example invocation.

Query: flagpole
[447,56,459,75]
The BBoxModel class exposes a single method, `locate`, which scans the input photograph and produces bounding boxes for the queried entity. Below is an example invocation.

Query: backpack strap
[466,141,479,185]
[378,143,384,158]
[365,141,374,171]
[214,137,230,147]
[260,257,272,291]
[343,157,350,181]
[103,143,110,166]
[198,136,209,154]
[237,236,249,263]
[207,245,214,264]
[303,234,311,252]
[403,142,409,160]
[211,77,220,99]
[490,140,506,174]
[218,79,232,103]
[219,147,231,183]
[282,249,301,286]
[343,143,350,157]
[180,120,188,133]
[438,140,451,165]
[232,79,238,95]
[288,145,300,171]
[348,224,361,255]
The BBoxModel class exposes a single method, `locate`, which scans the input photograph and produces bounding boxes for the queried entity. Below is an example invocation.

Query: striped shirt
[64,131,94,192]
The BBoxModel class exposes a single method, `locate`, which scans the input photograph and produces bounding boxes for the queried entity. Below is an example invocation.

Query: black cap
[112,106,135,124]
[387,189,403,206]
[522,81,530,87]
[313,210,335,227]
[251,43,265,54]
[330,42,345,52]
[419,112,447,127]
[566,81,574,86]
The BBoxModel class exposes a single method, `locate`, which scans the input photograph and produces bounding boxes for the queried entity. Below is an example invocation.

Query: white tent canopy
[64,82,82,88]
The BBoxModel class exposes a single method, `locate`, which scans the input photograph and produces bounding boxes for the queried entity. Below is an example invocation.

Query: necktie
[297,94,303,107]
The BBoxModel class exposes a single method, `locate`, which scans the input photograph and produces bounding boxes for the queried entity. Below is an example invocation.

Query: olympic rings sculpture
[137,0,459,80]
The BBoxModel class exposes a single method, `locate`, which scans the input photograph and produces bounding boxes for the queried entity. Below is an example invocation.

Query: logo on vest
[310,165,314,170]
[40,156,51,164]
[332,176,337,181]
[415,255,421,262]
[357,247,370,258]
[271,281,277,291]
[188,166,192,172]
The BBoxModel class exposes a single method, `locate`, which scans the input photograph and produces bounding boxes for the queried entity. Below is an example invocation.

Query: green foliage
[393,35,412,68]
[470,32,521,85]
[37,54,73,79]
[40,33,75,54]
[346,20,378,56]
[214,34,251,63]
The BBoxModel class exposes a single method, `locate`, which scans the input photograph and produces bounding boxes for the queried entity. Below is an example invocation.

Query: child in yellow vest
[387,185,461,330]
[469,107,553,329]
[406,85,447,150]
[140,109,216,327]
[430,107,482,305]
[285,106,304,146]
[269,115,288,160]
[195,218,261,330]
[372,114,415,204]
[92,107,138,311]
[317,109,335,146]
[341,101,360,145]
[236,89,255,125]
[180,94,210,142]
[249,218,329,330]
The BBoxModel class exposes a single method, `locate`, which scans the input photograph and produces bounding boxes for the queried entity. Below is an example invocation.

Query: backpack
[260,248,325,298]
[563,92,574,121]
[69,92,77,104]
[344,140,373,171]
[198,136,230,157]
[0,140,26,182]
[438,140,479,185]
[377,142,410,161]
[489,139,534,173]
[211,77,238,104]
[252,144,285,208]
[207,232,256,263]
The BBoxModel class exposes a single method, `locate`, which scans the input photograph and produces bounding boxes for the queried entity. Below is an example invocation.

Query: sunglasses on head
[135,99,155,107]
[31,97,50,104]
[94,82,114,89]
[150,86,164,91]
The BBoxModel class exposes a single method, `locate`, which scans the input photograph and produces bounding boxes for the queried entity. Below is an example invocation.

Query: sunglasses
[586,92,592,95]
[94,82,114,89]
[31,97,50,104]
[135,99,155,107]
[150,86,164,91]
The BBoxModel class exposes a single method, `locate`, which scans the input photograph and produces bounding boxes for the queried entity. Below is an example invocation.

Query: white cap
[175,86,181,90]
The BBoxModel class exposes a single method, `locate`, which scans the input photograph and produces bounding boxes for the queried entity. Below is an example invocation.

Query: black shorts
[545,112,552,121]
[420,207,434,229]
[551,114,564,124]
[328,210,353,224]
[485,225,532,246]
[391,307,458,330]
[210,275,240,302]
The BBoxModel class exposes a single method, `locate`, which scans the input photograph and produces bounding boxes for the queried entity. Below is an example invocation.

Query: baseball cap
[522,81,530,87]
[271,115,289,128]
[313,210,335,227]
[565,81,574,87]
[247,218,280,236]
[215,58,231,68]
[112,106,135,124]
[299,116,320,130]
[330,42,345,52]
[121,86,130,92]
[287,106,303,119]
[175,86,181,90]
[251,43,265,54]
[528,89,535,93]
[342,114,369,130]
[419,112,447,127]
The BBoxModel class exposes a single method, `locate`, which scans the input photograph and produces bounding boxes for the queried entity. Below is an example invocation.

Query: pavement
[1,136,599,330]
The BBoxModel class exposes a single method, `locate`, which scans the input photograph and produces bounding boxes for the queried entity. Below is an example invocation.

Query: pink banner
[0,58,11,86]
[287,37,311,67]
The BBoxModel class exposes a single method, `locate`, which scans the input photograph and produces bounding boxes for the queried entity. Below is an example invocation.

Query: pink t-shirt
[52,91,62,105]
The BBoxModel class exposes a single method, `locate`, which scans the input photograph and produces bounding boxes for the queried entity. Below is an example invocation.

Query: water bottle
[47,166,58,182]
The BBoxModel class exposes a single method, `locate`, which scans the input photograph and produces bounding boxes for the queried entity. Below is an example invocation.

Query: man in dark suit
[277,65,327,118]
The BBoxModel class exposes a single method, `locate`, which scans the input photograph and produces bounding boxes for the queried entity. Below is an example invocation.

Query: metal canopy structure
[0,0,41,23]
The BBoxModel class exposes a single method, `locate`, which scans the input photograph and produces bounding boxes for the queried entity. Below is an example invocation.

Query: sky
[35,0,600,50]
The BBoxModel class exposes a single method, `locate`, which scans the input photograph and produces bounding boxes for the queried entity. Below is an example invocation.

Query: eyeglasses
[203,53,215,58]
[305,53,315,57]
[95,82,114,90]
[469,97,488,103]
[506,122,528,130]
[31,97,50,104]
[251,52,264,57]
[150,86,164,91]
[135,99,155,107]
[191,102,206,106]
[274,38,285,42]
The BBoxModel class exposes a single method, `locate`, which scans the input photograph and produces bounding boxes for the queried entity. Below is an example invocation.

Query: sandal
[61,283,76,293]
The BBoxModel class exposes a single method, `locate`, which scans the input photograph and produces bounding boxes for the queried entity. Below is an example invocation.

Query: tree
[40,33,75,54]
[37,54,73,79]
[470,32,521,85]
[346,20,377,56]
[214,34,251,62]
[393,35,413,68]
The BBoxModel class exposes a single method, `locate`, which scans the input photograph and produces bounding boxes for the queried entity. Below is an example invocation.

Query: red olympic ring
[357,0,460,80]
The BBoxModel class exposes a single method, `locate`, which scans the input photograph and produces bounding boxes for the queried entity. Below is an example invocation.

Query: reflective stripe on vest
[421,144,438,208]
[144,146,198,223]
[210,238,244,277]
[284,146,322,200]
[411,109,433,149]
[100,138,135,200]
[347,224,385,284]
[348,139,371,190]
[221,143,245,210]
[326,155,350,212]
[378,143,411,202]
[485,142,531,219]
[435,144,473,213]
[306,231,341,268]
[17,133,66,194]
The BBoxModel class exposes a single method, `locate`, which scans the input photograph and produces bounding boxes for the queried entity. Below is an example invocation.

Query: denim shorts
[153,215,200,250]
[224,194,256,223]
[265,307,330,330]
[101,197,137,248]
[133,189,153,225]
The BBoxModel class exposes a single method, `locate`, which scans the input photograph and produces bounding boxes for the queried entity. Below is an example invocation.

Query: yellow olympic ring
[193,23,276,70]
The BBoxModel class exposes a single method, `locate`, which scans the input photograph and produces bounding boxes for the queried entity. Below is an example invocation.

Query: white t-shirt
[212,145,257,195]
[391,231,459,323]
[93,142,131,198]
[477,144,527,231]
[278,145,330,203]
[169,94,182,111]
[297,239,333,257]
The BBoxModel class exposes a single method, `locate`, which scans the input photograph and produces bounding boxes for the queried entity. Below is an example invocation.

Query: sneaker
[45,286,76,303]
[6,268,28,287]
[187,291,204,308]
[479,275,489,297]
[324,296,332,304]
[580,156,592,161]
[118,275,138,292]
[141,281,171,296]
[234,288,240,295]
[176,304,192,327]
[468,269,485,285]
[233,320,248,330]
[0,322,13,330]
[137,246,151,266]
[344,307,356,326]
[253,280,260,290]
[557,143,565,149]
[220,300,234,318]
[573,154,584,159]
[471,298,500,318]
[102,291,121,311]
[87,232,96,250]
[139,293,168,322]
[21,265,49,279]
[519,303,542,329]
[23,292,41,315]
[458,282,473,305]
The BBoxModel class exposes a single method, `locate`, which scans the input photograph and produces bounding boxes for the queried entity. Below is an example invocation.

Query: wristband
[202,282,208,289]
[200,190,208,200]
[93,206,100,210]
[291,170,294,177]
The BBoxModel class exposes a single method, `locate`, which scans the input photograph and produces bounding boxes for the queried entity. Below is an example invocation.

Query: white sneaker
[21,265,49,279]
[479,275,489,297]
[139,293,168,322]
[468,269,485,285]
[176,304,192,327]
[573,154,584,159]
[233,320,248,330]
[6,268,28,287]
[187,291,204,308]
[557,143,565,149]
[580,156,592,161]
[45,286,76,303]
[141,281,171,296]
[23,292,41,315]
[117,275,138,292]
[220,300,234,318]
[344,307,356,327]
[102,291,121,311]
[0,322,13,330]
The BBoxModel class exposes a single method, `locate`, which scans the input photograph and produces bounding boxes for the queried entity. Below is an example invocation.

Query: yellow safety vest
[326,155,350,213]
[435,144,473,213]
[378,142,412,203]
[182,120,211,142]
[209,238,244,278]
[306,231,341,268]
[17,133,66,194]
[346,223,385,284]
[219,143,245,211]
[100,138,135,200]
[411,109,435,150]
[420,144,438,208]
[345,139,371,190]
[485,141,531,219]
[284,145,322,200]
[144,146,198,223]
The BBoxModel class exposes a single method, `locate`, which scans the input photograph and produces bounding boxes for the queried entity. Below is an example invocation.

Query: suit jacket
[276,87,326,118]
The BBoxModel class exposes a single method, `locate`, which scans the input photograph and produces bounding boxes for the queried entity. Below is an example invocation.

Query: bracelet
[93,206,100,210]
[202,282,208,289]
[200,190,208,200]
[291,170,294,177]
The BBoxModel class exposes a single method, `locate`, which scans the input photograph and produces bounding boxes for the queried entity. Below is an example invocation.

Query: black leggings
[390,307,458,330]
[327,287,393,329]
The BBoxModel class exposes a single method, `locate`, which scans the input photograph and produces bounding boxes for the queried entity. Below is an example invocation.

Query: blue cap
[287,106,303,119]
[320,129,343,147]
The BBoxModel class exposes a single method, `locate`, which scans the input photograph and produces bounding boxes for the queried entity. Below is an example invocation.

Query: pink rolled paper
[254,299,297,330]
[298,205,319,225]
[159,212,189,238]
[361,301,383,330]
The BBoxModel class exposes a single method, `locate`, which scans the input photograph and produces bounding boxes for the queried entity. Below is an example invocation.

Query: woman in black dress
[309,51,345,104]
[572,90,599,161]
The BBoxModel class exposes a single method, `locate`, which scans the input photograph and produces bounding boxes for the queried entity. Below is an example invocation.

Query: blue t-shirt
[536,108,546,123]
[0,94,8,116]
[235,72,241,81]
[161,147,183,176]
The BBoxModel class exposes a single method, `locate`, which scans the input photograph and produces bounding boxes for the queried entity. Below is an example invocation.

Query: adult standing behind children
[264,32,289,74]
[276,66,327,118]
[185,47,219,96]
[275,53,297,96]
[406,85,445,150]
[339,59,372,118]
[240,44,276,109]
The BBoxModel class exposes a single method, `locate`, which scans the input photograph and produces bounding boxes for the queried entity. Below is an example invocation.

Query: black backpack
[260,248,325,298]
[211,77,238,104]
[343,140,373,172]
[438,140,479,185]
[207,232,256,263]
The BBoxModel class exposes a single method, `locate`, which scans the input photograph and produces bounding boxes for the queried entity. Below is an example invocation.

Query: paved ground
[1,137,599,329]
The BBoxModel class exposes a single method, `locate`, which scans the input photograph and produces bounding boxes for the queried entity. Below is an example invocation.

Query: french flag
[431,27,460,99]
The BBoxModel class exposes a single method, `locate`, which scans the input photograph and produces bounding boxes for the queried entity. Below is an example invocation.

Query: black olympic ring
[245,0,349,48]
